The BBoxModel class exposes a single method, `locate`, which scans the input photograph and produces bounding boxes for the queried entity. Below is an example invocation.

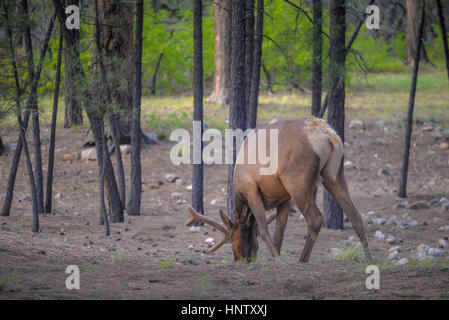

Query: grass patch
[0,271,20,292]
[331,241,370,263]
[113,251,125,264]
[158,258,176,269]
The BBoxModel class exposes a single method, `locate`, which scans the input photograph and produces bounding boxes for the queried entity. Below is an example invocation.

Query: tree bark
[245,0,255,111]
[128,0,144,216]
[63,0,83,128]
[208,0,232,105]
[193,0,204,216]
[311,0,322,117]
[228,0,247,221]
[399,4,425,198]
[0,135,4,156]
[406,0,428,64]
[248,0,263,129]
[323,0,345,230]
[436,0,449,82]
[45,23,64,214]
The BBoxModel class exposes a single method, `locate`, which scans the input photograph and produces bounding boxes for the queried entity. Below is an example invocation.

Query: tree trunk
[406,0,428,64]
[0,135,4,156]
[193,0,204,216]
[248,0,263,129]
[399,4,426,198]
[323,0,345,230]
[208,0,232,105]
[63,0,83,128]
[128,0,144,216]
[45,23,63,214]
[436,0,449,82]
[228,0,247,221]
[311,0,322,117]
[245,0,255,111]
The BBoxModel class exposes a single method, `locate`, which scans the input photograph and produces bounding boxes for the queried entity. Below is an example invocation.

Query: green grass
[158,258,176,269]
[331,241,371,263]
[113,251,125,264]
[0,271,20,292]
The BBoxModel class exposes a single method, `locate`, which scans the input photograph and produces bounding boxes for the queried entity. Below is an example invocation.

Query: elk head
[186,206,265,262]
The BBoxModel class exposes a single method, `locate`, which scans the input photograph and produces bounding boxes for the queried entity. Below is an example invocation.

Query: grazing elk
[186,117,370,262]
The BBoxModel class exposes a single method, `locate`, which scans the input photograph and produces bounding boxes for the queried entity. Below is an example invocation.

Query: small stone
[396,258,409,266]
[189,226,200,232]
[81,148,97,161]
[188,244,194,250]
[386,235,397,244]
[438,225,449,231]
[398,221,409,229]
[374,230,385,240]
[393,202,408,210]
[59,229,66,235]
[388,246,401,253]
[176,179,186,186]
[421,124,434,132]
[407,201,430,210]
[386,215,398,226]
[438,239,449,249]
[347,236,356,243]
[211,199,224,205]
[344,161,359,170]
[54,193,63,200]
[205,237,215,243]
[408,220,419,227]
[428,248,445,257]
[378,168,391,176]
[373,218,387,225]
[120,144,131,155]
[428,198,441,206]
[417,244,430,252]
[63,154,74,162]
[186,184,192,191]
[171,192,183,201]
[388,250,400,260]
[348,119,364,130]
[366,211,377,216]
[18,194,32,202]
[439,142,449,150]
[268,117,279,124]
[164,173,179,183]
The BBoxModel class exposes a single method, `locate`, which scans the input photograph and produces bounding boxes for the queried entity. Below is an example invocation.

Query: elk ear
[219,210,232,231]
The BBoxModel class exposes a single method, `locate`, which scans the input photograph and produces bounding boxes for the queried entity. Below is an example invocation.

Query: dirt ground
[1,111,449,300]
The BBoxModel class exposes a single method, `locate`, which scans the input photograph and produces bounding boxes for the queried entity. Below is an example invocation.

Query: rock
[439,142,449,150]
[348,119,364,130]
[386,235,397,244]
[187,244,194,250]
[393,202,408,210]
[428,198,441,206]
[186,184,192,191]
[268,117,279,124]
[205,237,215,243]
[347,236,357,243]
[164,173,179,183]
[171,192,183,201]
[407,201,430,210]
[63,154,74,162]
[398,221,409,229]
[374,230,385,240]
[388,246,401,253]
[386,215,398,226]
[175,179,186,186]
[211,199,224,205]
[428,248,445,257]
[0,193,5,201]
[421,124,434,132]
[396,258,409,266]
[81,148,97,161]
[388,250,400,260]
[120,144,131,155]
[408,220,419,227]
[440,199,449,211]
[18,194,32,202]
[344,161,359,170]
[438,225,449,231]
[142,133,159,145]
[373,218,387,225]
[189,226,200,232]
[378,168,391,176]
[417,244,430,252]
[438,239,449,249]
[54,193,63,200]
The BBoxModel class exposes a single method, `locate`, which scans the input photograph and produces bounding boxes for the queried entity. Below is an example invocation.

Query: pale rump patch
[304,117,344,183]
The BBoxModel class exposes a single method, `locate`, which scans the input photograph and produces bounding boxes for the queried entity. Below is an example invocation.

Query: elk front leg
[273,200,290,255]
[246,190,280,259]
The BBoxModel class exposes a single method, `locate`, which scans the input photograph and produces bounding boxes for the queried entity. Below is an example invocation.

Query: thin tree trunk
[311,0,322,117]
[247,0,263,129]
[94,0,126,210]
[228,0,247,221]
[208,0,232,105]
[436,0,449,82]
[5,3,39,232]
[128,0,144,216]
[318,0,375,119]
[323,0,345,230]
[406,0,428,64]
[64,0,83,128]
[0,135,3,156]
[45,23,63,213]
[399,4,426,198]
[245,0,255,111]
[2,4,53,217]
[151,52,164,95]
[193,0,204,216]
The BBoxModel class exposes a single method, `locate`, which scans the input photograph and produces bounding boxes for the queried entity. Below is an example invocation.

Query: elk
[186,117,370,262]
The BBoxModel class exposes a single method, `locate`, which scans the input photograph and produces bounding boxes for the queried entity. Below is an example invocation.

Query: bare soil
[1,115,449,300]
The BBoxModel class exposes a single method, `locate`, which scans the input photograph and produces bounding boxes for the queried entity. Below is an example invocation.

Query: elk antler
[185,206,231,252]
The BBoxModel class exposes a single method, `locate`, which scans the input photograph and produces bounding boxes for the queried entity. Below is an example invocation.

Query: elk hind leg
[273,200,290,255]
